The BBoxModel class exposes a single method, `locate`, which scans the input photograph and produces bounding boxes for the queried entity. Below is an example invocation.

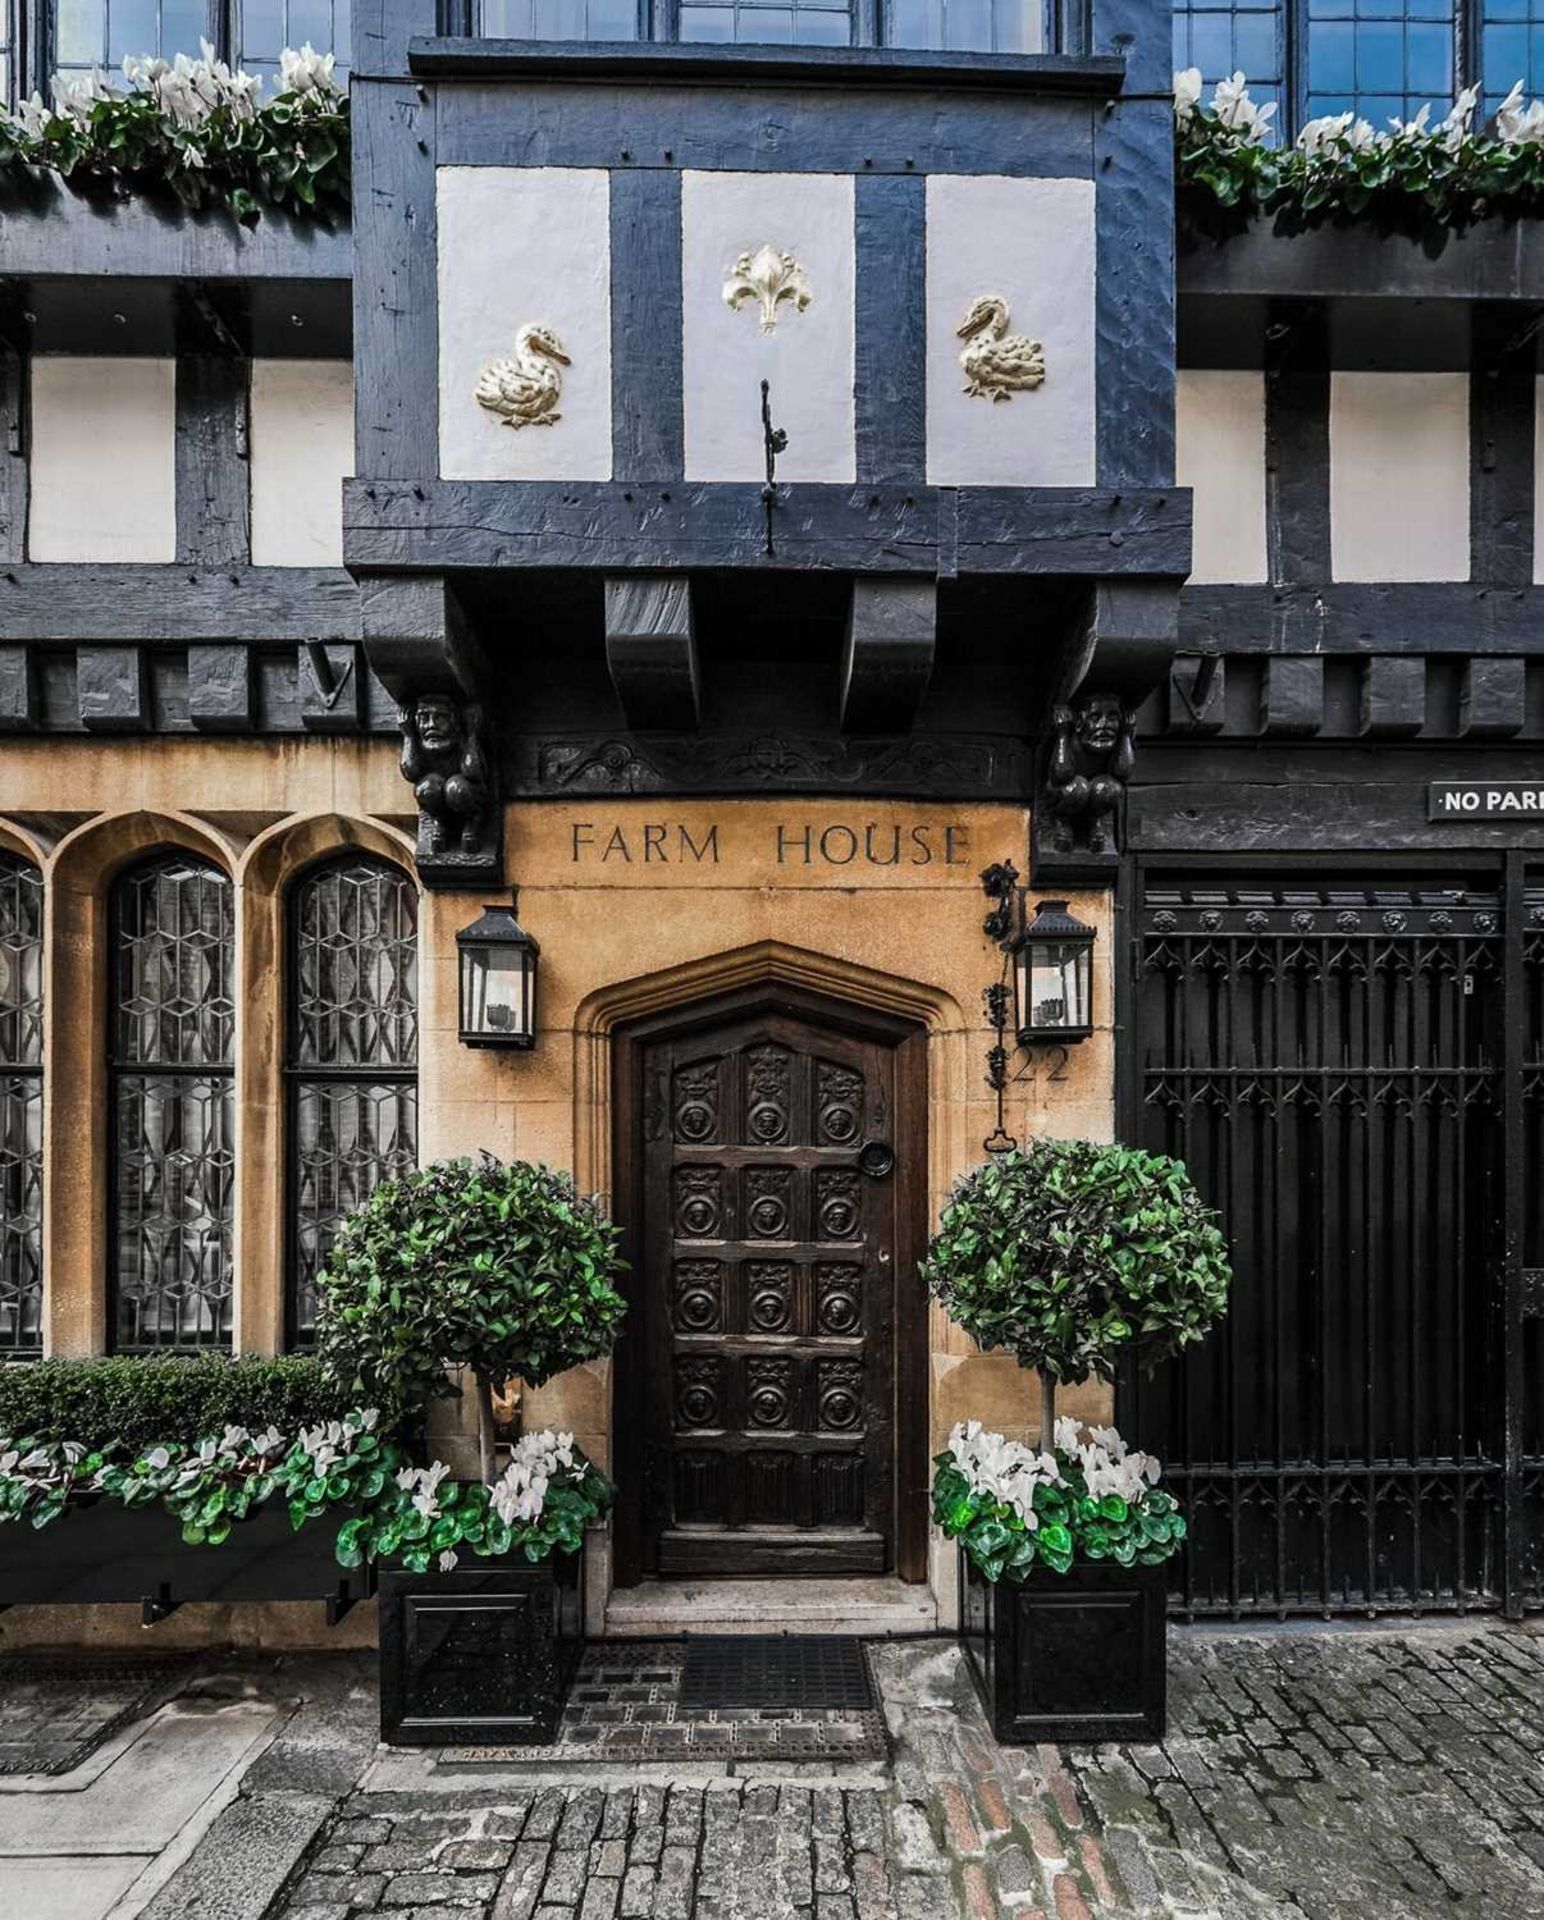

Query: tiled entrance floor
[439,1639,890,1765]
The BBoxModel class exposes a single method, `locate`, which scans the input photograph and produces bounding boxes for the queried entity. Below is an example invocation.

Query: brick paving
[266,1622,1544,1920]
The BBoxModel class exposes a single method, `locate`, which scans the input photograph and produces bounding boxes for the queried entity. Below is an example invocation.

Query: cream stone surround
[0,747,1116,1625]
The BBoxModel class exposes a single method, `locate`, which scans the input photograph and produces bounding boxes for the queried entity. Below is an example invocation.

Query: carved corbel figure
[1043,694,1136,858]
[399,693,498,876]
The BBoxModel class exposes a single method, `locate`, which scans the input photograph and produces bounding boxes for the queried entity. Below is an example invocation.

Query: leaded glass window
[678,0,852,44]
[287,857,417,1346]
[238,0,351,81]
[887,0,1041,52]
[53,0,213,77]
[1172,0,1285,127]
[477,0,640,36]
[1483,0,1544,113]
[110,854,235,1353]
[1306,0,1455,126]
[0,854,42,1357]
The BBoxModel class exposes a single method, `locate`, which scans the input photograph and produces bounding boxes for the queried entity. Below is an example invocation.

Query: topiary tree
[315,1155,627,1484]
[921,1139,1231,1450]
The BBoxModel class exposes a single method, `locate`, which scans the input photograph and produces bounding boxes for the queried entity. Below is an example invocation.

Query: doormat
[679,1635,874,1711]
[435,1639,888,1766]
[0,1655,195,1777]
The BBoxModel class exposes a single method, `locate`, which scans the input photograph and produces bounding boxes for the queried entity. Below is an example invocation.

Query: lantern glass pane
[463,946,530,1041]
[1018,938,1090,1034]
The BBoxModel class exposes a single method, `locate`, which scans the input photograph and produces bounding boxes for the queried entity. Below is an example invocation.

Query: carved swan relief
[956,295,1046,402]
[723,244,813,334]
[474,323,571,429]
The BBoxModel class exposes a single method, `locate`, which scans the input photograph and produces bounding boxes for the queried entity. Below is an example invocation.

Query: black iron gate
[1124,870,1543,1617]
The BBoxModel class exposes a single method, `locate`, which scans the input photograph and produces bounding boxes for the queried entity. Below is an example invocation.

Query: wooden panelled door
[617,991,921,1580]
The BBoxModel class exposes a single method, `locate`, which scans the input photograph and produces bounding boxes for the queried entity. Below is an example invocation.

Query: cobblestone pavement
[266,1622,1544,1920]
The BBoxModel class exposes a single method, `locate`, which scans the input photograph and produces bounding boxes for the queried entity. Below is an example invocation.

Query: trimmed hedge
[0,1354,354,1449]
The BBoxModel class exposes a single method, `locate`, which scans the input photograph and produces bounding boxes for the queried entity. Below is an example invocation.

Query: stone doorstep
[603,1578,938,1639]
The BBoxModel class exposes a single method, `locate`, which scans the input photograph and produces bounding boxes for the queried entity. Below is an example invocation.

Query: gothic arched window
[0,852,43,1356]
[287,856,418,1345]
[110,852,235,1351]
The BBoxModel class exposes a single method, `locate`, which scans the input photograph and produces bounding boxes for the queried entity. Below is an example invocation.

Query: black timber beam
[406,40,1126,94]
[0,567,358,642]
[1182,583,1544,654]
[175,355,249,568]
[343,482,1191,578]
[1179,220,1544,303]
[0,191,351,283]
[603,575,700,732]
[840,578,935,734]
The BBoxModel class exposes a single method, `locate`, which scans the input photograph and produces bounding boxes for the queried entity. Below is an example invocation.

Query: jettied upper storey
[345,0,1189,888]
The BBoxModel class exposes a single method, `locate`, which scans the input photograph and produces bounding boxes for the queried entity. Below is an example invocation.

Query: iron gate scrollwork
[1125,878,1526,1617]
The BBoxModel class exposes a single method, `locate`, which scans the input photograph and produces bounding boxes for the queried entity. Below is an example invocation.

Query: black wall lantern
[979,863,1097,1153]
[1012,898,1095,1044]
[457,892,539,1049]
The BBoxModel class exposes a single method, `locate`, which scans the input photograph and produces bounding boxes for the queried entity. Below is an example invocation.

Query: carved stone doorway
[612,984,927,1585]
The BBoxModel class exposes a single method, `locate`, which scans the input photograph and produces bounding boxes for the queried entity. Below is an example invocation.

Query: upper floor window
[238,0,350,81]
[471,0,1045,48]
[110,852,234,1353]
[1483,0,1544,114]
[1172,0,1544,135]
[287,856,417,1347]
[0,853,43,1358]
[887,0,1042,52]
[47,0,349,89]
[1173,0,1284,129]
[1305,0,1454,126]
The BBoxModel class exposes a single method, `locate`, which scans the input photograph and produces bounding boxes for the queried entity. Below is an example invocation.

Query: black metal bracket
[760,379,788,557]
[326,1584,358,1628]
[141,1585,179,1627]
[981,860,1021,947]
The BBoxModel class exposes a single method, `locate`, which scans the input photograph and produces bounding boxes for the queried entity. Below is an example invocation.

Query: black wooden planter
[960,1546,1167,1744]
[0,1502,371,1624]
[377,1546,584,1747]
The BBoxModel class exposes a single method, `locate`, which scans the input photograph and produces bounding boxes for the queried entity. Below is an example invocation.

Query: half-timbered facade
[0,0,1540,1638]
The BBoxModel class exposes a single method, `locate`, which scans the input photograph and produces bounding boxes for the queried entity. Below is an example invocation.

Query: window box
[959,1544,1166,1744]
[378,1546,585,1748]
[1,1502,372,1622]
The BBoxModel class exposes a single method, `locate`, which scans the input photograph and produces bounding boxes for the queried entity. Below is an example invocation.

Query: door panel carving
[637,1007,899,1576]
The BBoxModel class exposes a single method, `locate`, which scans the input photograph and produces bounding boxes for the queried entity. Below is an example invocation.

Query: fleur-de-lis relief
[474,322,570,430]
[723,244,813,334]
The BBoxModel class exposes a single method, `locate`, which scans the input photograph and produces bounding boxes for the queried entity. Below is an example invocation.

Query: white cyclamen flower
[1173,68,1203,123]
[1439,83,1482,150]
[1497,80,1544,144]
[1210,73,1276,138]
[278,43,337,97]
[4,91,51,139]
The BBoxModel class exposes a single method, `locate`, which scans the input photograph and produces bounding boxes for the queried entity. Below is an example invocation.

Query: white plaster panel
[682,170,855,484]
[1534,377,1544,584]
[1330,371,1469,582]
[1176,369,1267,584]
[925,174,1096,488]
[249,360,353,566]
[29,356,175,562]
[437,166,612,482]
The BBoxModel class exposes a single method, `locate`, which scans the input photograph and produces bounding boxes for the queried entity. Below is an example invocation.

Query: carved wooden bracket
[603,574,700,732]
[840,578,936,734]
[361,574,504,890]
[1031,579,1179,886]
